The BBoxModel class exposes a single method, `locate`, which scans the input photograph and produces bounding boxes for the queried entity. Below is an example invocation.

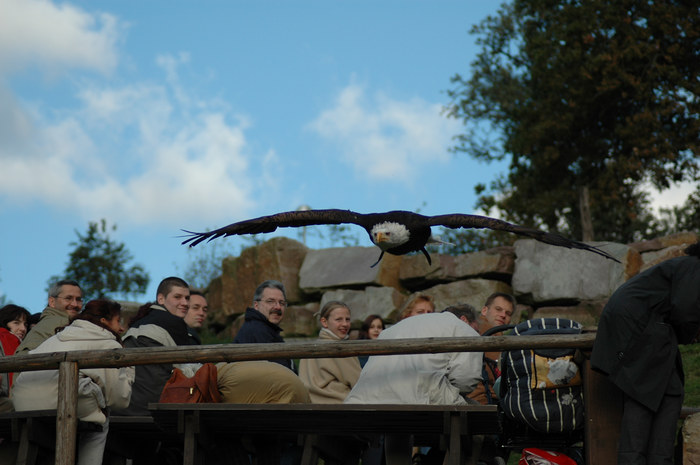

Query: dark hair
[686,241,700,258]
[129,301,156,327]
[483,292,517,309]
[0,304,32,331]
[29,313,42,326]
[253,280,286,304]
[358,314,385,340]
[48,279,81,298]
[443,303,478,323]
[156,277,189,300]
[190,290,205,298]
[71,299,123,342]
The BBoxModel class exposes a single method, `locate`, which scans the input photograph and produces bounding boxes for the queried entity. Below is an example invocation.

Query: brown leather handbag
[159,362,222,403]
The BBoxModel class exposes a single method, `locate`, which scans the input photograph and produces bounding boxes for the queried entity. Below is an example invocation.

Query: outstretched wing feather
[427,214,619,262]
[182,209,364,247]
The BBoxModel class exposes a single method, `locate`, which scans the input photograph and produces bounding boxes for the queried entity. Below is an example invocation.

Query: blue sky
[0,0,692,311]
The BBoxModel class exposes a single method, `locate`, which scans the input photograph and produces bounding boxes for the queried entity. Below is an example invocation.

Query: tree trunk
[579,185,595,241]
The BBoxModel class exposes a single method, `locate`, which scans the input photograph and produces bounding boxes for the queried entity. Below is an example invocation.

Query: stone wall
[203,232,697,338]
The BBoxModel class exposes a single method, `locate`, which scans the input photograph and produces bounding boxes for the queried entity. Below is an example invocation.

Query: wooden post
[56,361,78,465]
[583,358,622,465]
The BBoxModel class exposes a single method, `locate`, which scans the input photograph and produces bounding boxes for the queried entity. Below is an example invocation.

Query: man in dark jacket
[234,280,294,371]
[591,241,700,465]
[116,276,195,416]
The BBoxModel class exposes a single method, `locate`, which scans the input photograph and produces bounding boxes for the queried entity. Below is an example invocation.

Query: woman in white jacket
[12,299,135,465]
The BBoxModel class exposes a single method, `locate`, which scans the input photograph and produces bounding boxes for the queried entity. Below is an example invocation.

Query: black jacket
[115,305,196,415]
[590,256,700,411]
[234,308,294,371]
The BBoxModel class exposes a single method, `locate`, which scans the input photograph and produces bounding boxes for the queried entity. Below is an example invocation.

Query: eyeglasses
[256,299,287,308]
[57,296,83,304]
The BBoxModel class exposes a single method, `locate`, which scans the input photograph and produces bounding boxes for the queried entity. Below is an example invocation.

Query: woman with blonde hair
[398,293,435,321]
[299,301,362,403]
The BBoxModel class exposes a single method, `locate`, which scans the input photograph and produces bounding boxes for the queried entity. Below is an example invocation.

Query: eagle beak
[374,232,388,243]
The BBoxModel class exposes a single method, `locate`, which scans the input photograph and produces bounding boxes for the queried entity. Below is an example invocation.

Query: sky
[0,0,694,312]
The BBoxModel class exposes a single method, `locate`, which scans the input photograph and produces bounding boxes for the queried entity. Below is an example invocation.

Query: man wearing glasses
[16,279,83,354]
[234,280,294,371]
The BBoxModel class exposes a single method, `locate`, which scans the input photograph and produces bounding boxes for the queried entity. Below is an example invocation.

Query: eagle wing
[182,209,366,247]
[427,213,619,262]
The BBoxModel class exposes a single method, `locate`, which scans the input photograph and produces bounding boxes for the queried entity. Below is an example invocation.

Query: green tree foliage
[50,220,149,300]
[447,0,699,243]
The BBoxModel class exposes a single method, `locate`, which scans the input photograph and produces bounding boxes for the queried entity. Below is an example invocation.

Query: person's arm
[448,351,484,394]
[668,261,700,344]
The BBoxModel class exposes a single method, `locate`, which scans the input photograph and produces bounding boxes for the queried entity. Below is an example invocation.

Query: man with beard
[233,280,294,371]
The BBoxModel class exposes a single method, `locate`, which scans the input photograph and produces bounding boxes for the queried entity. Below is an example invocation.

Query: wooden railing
[0,334,596,465]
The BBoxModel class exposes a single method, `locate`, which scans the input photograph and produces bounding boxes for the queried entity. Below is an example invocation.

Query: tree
[447,0,699,243]
[50,220,150,300]
[179,239,234,290]
[652,183,700,235]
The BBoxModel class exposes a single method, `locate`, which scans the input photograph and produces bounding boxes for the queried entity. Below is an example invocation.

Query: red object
[159,363,222,403]
[0,328,21,387]
[519,448,578,465]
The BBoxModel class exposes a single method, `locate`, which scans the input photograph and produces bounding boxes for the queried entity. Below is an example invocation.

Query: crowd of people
[0,275,515,465]
[2,239,698,465]
[0,277,514,465]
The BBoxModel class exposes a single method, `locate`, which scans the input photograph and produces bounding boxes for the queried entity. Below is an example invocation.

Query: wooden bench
[0,410,165,465]
[148,403,500,465]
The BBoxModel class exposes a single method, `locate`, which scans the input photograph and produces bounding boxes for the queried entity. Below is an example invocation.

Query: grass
[681,343,700,407]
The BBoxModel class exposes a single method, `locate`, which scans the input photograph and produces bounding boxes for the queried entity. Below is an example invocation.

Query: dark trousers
[618,392,683,465]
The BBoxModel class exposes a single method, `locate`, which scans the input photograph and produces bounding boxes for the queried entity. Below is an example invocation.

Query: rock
[629,231,697,253]
[415,279,513,318]
[204,276,224,327]
[319,287,405,326]
[641,244,695,272]
[399,247,515,290]
[512,240,640,303]
[219,237,308,322]
[280,302,319,337]
[683,412,700,465]
[299,247,402,293]
[399,254,456,290]
[452,246,515,281]
[533,300,608,328]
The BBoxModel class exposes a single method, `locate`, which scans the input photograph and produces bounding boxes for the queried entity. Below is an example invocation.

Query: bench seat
[148,403,499,465]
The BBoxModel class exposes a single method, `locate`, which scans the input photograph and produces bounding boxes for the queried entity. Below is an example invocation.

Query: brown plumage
[182,209,619,266]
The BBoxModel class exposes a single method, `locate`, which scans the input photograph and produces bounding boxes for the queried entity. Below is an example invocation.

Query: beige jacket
[12,320,135,424]
[299,328,361,404]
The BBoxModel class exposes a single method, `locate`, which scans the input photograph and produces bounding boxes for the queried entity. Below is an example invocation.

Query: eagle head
[370,222,410,251]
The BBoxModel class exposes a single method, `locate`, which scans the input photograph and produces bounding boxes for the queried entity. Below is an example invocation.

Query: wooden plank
[0,335,597,372]
[583,358,622,465]
[183,411,197,465]
[149,403,499,437]
[56,361,78,465]
[149,404,498,465]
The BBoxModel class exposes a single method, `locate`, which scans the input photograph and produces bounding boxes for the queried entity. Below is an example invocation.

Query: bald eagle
[182,209,618,266]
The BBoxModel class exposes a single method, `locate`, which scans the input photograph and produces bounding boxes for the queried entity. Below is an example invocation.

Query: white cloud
[0,51,262,227]
[0,0,121,76]
[308,83,461,179]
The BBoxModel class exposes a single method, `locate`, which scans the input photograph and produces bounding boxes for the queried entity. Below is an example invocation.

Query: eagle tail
[537,232,620,263]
